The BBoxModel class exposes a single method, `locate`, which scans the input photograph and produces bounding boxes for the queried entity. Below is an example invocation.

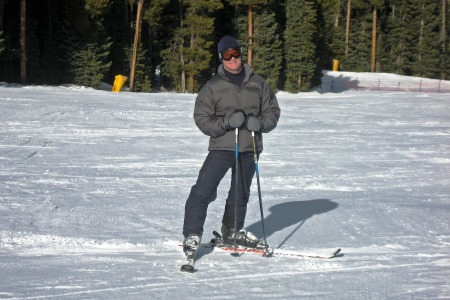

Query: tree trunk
[248,5,253,66]
[345,0,351,56]
[189,74,194,93]
[130,0,143,92]
[20,0,26,84]
[181,70,186,92]
[371,7,377,72]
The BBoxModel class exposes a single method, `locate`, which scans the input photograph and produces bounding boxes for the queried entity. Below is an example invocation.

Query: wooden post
[248,5,253,66]
[130,0,143,92]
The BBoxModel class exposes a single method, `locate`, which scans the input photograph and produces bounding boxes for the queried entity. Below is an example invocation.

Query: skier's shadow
[246,199,338,248]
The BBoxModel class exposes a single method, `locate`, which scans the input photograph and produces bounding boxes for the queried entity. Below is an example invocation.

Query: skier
[182,35,281,260]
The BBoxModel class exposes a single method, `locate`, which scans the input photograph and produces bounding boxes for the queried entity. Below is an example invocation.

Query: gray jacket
[194,63,280,152]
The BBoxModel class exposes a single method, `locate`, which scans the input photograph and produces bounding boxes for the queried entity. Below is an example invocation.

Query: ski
[212,243,341,259]
[180,234,201,273]
[176,243,339,272]
[209,230,341,259]
[180,256,195,273]
[175,232,341,272]
[176,241,341,261]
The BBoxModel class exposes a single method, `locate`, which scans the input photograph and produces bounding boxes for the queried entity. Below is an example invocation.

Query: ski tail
[180,258,195,273]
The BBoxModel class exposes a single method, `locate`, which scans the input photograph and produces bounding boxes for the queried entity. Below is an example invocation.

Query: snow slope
[1,73,449,299]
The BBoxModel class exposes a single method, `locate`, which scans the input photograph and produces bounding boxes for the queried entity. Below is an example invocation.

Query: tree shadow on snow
[317,72,359,93]
[246,199,338,249]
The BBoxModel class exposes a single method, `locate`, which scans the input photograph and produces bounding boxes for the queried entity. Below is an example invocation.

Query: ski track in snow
[1,74,450,299]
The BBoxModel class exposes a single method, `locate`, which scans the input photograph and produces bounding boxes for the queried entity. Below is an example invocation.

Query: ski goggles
[220,48,241,61]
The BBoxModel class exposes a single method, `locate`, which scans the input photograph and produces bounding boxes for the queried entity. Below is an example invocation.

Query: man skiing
[182,35,281,264]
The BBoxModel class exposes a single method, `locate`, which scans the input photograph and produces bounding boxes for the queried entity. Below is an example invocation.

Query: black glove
[245,116,262,132]
[225,110,245,129]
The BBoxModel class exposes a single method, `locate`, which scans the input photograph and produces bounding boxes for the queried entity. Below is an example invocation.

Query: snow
[1,72,449,299]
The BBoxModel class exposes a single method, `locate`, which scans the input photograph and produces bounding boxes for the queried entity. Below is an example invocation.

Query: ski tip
[332,248,342,257]
[263,252,273,258]
[180,265,195,273]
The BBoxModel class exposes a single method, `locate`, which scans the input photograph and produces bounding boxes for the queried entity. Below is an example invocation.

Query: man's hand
[245,116,261,132]
[225,110,245,129]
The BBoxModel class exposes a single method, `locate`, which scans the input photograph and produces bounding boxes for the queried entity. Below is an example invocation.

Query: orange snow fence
[112,75,128,92]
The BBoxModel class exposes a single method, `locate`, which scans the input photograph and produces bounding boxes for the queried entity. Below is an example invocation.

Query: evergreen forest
[1,0,449,93]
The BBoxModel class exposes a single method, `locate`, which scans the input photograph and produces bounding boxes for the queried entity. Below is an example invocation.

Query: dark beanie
[218,35,240,53]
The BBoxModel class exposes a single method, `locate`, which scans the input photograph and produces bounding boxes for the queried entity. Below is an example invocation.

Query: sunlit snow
[1,72,449,299]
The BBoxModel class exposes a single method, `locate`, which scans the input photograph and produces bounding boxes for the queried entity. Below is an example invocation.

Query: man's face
[222,48,243,74]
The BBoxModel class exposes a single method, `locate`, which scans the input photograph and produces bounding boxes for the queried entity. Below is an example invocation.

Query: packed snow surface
[1,72,449,299]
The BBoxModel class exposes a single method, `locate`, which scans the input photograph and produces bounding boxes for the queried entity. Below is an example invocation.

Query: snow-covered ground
[1,72,449,299]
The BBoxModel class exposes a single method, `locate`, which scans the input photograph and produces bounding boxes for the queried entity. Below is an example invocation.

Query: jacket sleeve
[259,82,280,133]
[193,83,228,138]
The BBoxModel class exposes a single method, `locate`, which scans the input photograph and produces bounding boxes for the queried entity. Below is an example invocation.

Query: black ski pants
[183,150,256,238]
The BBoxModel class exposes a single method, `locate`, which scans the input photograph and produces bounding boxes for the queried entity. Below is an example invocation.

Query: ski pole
[232,128,239,256]
[252,131,271,256]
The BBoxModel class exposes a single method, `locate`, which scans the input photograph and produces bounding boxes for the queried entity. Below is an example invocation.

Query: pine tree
[161,19,185,92]
[2,0,449,88]
[104,0,132,85]
[346,15,371,71]
[71,41,112,89]
[184,0,223,92]
[370,0,385,72]
[160,43,181,90]
[376,26,387,72]
[226,0,268,66]
[69,0,113,89]
[316,0,345,70]
[384,0,411,74]
[142,0,171,90]
[125,42,152,92]
[413,0,440,78]
[383,0,441,77]
[252,6,283,89]
[284,0,318,92]
[162,0,222,93]
[234,7,250,59]
[84,0,110,16]
[440,0,450,79]
[25,1,78,85]
[338,1,371,71]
